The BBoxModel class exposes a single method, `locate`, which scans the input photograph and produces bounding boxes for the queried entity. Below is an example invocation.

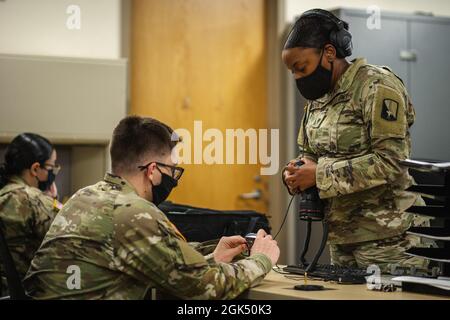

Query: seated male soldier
[24,116,279,300]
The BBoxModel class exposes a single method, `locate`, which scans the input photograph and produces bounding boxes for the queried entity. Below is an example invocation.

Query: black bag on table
[158,201,271,242]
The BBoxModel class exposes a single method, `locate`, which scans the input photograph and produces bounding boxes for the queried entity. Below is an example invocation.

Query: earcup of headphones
[330,29,353,58]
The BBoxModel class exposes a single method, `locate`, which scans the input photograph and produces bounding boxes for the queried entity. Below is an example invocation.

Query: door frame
[122,0,294,264]
[265,0,297,265]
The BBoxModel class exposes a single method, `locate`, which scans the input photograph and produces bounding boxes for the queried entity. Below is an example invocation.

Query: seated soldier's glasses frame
[138,162,184,181]
[41,162,61,175]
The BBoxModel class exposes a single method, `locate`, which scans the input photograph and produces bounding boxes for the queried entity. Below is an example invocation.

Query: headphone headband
[300,9,344,31]
[298,8,353,58]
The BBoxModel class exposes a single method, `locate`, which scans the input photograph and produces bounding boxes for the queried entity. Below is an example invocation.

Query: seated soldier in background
[24,116,279,300]
[0,133,61,295]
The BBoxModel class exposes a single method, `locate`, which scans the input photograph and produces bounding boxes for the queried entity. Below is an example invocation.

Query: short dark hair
[0,133,53,188]
[284,13,349,51]
[110,116,179,173]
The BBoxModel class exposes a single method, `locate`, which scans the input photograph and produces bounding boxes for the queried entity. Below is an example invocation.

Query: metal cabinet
[335,8,450,161]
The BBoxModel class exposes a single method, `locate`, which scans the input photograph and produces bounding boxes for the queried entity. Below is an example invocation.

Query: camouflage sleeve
[189,239,218,255]
[297,103,318,162]
[316,79,411,198]
[188,240,218,264]
[114,208,272,300]
[30,193,57,240]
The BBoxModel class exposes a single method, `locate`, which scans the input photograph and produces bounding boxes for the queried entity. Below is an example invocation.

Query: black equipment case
[159,201,271,242]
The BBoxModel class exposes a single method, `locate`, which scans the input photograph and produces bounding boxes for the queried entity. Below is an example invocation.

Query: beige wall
[285,0,450,22]
[0,1,127,194]
[3,0,447,58]
[0,0,122,59]
[0,54,127,143]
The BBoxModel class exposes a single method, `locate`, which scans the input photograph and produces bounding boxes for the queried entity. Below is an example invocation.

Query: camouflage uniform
[297,58,429,271]
[0,176,58,294]
[24,173,272,300]
[330,234,427,273]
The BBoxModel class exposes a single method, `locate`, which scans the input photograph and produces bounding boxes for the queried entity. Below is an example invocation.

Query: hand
[250,229,280,266]
[284,158,317,192]
[213,236,247,263]
[283,161,300,194]
[45,182,58,199]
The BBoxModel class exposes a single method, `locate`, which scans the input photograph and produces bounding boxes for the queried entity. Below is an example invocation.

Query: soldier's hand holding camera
[213,236,247,263]
[282,162,300,195]
[250,229,280,266]
[284,158,317,192]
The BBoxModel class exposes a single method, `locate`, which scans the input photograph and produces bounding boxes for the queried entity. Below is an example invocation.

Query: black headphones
[300,9,353,58]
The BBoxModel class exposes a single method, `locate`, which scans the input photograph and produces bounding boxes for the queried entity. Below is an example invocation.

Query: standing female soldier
[282,9,427,272]
[0,133,61,289]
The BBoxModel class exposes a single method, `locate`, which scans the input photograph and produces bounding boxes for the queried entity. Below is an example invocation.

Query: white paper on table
[392,276,450,291]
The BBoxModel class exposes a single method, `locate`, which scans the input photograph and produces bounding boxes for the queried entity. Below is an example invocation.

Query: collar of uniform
[314,57,367,105]
[104,173,138,194]
[8,175,28,187]
[336,57,367,93]
[0,175,41,195]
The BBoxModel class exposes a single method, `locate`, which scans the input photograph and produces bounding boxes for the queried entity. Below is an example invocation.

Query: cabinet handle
[400,50,417,61]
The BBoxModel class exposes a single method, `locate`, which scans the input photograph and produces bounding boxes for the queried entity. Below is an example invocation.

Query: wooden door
[131,0,269,213]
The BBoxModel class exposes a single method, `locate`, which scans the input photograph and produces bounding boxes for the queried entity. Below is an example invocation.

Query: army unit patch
[381,99,399,121]
[372,85,405,138]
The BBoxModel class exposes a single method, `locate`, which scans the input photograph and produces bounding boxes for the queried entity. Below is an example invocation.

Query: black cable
[273,195,295,240]
[300,219,312,265]
[270,193,295,273]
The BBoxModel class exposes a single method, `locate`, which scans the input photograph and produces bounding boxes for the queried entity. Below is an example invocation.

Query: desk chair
[0,218,29,300]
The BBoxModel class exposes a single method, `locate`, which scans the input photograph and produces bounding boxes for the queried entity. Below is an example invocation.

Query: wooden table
[244,268,450,300]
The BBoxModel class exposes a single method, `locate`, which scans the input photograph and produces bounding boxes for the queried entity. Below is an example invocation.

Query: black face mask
[296,50,333,100]
[37,169,56,192]
[151,169,178,206]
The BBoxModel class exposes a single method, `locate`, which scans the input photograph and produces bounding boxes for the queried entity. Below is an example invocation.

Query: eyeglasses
[138,162,184,181]
[41,163,61,175]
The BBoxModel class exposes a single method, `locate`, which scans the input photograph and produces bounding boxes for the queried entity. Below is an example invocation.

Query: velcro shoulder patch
[372,84,406,138]
[177,239,208,267]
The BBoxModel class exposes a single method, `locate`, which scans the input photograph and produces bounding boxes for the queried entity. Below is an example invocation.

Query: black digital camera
[295,160,324,221]
[294,160,328,273]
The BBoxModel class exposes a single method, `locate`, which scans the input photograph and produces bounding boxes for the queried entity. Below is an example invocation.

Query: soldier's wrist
[204,253,215,264]
[248,253,273,274]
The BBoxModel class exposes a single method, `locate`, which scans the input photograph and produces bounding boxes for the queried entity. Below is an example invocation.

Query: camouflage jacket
[0,176,58,279]
[24,173,272,300]
[297,58,424,245]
